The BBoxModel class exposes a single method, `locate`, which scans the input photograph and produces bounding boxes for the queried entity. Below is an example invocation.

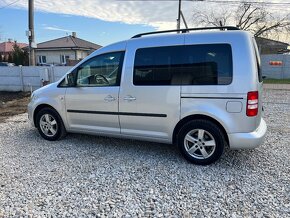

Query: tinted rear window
[133,44,233,86]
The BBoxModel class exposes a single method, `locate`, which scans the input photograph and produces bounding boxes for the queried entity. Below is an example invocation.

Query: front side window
[76,51,124,87]
[133,44,232,86]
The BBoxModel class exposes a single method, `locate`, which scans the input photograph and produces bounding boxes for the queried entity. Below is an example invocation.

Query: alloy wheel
[184,129,216,159]
[39,114,58,137]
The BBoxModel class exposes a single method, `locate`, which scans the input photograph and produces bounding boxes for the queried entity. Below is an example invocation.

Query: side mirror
[262,76,267,80]
[65,74,69,84]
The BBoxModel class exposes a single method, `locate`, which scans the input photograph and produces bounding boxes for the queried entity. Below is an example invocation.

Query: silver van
[28,27,267,165]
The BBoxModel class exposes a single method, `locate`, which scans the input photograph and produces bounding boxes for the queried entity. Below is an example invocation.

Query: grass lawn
[263,79,290,84]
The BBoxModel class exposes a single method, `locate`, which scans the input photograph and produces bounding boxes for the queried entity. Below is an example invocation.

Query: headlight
[30,93,38,102]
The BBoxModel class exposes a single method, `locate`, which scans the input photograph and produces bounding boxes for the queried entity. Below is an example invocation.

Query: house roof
[36,35,102,50]
[256,37,289,47]
[0,41,28,53]
[256,37,289,54]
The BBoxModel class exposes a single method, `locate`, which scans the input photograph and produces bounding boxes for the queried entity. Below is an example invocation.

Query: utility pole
[28,0,35,66]
[118,0,188,31]
[177,0,182,31]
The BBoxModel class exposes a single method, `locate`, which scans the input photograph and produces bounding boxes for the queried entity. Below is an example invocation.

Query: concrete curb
[263,84,290,90]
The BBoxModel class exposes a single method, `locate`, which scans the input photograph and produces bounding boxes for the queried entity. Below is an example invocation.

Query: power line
[117,0,290,5]
[0,0,22,10]
[202,0,290,5]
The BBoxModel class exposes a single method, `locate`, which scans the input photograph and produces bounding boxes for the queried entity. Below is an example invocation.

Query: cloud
[0,0,198,30]
[1,0,288,30]
[43,26,73,32]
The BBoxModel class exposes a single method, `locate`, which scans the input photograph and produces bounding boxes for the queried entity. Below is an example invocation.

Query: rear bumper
[228,118,267,149]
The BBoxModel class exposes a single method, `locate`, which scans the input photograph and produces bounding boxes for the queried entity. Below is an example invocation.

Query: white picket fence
[0,66,72,92]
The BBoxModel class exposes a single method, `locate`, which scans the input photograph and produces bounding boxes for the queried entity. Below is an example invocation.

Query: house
[256,37,289,54]
[0,39,28,61]
[35,32,102,66]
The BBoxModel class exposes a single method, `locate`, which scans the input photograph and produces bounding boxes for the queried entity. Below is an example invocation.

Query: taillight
[247,91,259,117]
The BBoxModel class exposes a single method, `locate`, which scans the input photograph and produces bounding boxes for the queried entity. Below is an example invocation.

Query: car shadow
[24,128,261,170]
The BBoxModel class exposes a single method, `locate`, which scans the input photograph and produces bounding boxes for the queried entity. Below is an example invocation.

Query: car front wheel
[36,108,66,141]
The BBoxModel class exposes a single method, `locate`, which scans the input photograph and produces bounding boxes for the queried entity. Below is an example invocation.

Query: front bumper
[27,102,35,127]
[228,118,267,149]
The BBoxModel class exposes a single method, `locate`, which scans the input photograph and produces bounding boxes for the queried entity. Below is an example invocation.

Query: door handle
[123,95,136,101]
[104,95,116,102]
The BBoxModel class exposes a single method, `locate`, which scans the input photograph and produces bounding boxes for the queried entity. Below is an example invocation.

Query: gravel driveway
[0,89,289,217]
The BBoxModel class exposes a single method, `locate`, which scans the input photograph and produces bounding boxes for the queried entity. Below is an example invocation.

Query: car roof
[130,30,249,41]
[90,29,251,57]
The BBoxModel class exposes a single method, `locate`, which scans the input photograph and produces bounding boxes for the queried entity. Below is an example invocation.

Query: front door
[65,51,124,134]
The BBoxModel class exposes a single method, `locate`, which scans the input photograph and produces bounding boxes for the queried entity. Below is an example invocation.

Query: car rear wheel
[36,108,66,141]
[177,120,225,165]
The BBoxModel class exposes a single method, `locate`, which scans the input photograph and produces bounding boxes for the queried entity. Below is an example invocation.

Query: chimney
[8,38,13,43]
[72,32,77,38]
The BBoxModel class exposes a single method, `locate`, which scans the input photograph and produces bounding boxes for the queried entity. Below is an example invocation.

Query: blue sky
[0,0,288,47]
[0,0,191,46]
[0,8,154,46]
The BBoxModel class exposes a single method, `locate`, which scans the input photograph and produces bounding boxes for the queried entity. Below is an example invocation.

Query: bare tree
[193,7,232,27]
[192,2,290,39]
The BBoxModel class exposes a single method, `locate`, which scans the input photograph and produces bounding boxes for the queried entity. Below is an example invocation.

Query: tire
[177,119,225,165]
[35,107,67,141]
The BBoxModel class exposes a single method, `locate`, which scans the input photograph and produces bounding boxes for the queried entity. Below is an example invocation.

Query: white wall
[35,50,76,65]
[35,49,92,65]
[261,54,290,79]
[0,66,72,92]
[76,50,90,60]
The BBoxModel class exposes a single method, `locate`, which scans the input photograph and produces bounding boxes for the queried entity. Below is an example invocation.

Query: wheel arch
[173,114,229,146]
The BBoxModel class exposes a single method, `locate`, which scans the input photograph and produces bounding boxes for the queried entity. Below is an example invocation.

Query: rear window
[133,44,233,86]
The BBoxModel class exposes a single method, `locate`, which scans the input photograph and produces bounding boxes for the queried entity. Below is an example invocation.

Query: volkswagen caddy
[28,27,267,165]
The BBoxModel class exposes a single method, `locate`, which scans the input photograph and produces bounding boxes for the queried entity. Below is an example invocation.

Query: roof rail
[132,26,240,38]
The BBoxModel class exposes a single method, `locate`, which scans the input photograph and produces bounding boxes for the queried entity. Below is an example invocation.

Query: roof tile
[36,35,102,50]
[0,42,28,52]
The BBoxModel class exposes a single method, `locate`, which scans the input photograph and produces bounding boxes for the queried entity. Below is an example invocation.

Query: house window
[61,55,70,64]
[38,56,46,64]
